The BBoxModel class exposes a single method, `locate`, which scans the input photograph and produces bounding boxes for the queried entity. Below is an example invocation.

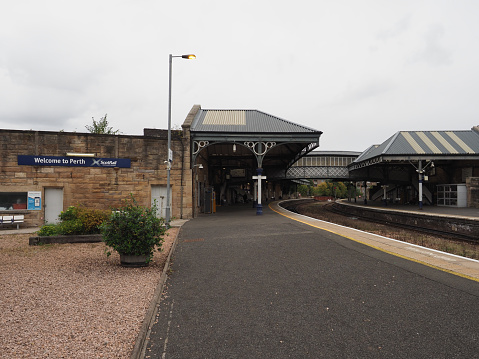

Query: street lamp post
[166,53,196,223]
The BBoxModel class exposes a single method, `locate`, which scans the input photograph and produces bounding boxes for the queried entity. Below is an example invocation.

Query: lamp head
[182,54,196,59]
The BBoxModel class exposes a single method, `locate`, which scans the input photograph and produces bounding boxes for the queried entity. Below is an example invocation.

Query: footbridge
[269,150,361,180]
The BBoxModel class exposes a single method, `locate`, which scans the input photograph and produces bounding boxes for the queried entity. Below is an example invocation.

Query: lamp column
[165,53,195,223]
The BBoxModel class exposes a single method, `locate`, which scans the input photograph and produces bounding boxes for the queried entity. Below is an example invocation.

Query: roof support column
[363,180,368,205]
[252,168,266,215]
[383,185,388,206]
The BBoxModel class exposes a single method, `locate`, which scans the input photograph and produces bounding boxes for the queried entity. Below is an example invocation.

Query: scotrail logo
[92,158,118,167]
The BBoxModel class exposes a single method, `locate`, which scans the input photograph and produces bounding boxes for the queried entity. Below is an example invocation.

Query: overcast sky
[1,1,479,151]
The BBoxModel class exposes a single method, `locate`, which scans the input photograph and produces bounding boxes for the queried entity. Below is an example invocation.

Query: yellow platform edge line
[269,203,479,283]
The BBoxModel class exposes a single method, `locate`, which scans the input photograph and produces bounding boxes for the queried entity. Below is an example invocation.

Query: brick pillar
[466,177,479,208]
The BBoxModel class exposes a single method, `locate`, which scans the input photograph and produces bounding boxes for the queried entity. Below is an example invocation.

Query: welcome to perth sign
[17,155,131,168]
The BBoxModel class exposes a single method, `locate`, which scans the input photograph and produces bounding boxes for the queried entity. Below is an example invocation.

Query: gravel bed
[0,228,178,359]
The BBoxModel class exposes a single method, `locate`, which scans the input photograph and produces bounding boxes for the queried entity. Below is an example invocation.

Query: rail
[280,199,479,244]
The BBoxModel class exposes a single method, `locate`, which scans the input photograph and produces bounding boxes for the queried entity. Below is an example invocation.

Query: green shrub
[60,206,79,221]
[37,224,60,236]
[78,208,109,234]
[37,205,110,236]
[57,219,84,235]
[101,195,167,261]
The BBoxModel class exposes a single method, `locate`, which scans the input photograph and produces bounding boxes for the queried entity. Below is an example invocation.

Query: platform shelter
[348,128,479,208]
[182,105,322,215]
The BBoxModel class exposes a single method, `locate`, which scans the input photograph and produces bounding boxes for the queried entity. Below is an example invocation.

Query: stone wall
[467,177,479,209]
[0,128,192,227]
[331,201,479,241]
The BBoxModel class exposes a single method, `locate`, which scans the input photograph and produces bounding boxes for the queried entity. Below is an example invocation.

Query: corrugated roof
[308,150,362,157]
[191,109,321,134]
[353,129,479,164]
[353,144,381,162]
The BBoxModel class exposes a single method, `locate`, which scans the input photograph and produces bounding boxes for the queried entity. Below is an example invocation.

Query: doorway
[44,188,63,224]
[151,185,170,219]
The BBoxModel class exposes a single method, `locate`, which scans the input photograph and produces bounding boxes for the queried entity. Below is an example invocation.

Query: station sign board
[17,155,131,168]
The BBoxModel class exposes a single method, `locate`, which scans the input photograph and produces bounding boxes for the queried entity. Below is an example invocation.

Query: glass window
[437,185,460,207]
[0,192,28,210]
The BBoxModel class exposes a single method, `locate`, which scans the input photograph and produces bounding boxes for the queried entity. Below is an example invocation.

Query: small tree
[85,114,120,134]
[316,182,331,196]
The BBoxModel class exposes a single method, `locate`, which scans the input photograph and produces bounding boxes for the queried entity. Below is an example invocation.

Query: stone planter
[119,254,150,267]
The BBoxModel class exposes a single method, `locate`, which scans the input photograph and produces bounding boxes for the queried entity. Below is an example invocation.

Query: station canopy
[349,127,479,182]
[189,108,323,177]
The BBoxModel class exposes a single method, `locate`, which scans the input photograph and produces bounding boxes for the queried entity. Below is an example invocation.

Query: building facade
[0,128,193,227]
[3,105,477,229]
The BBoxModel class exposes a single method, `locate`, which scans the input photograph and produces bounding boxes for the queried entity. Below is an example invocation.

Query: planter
[29,234,103,246]
[102,195,166,267]
[120,254,150,268]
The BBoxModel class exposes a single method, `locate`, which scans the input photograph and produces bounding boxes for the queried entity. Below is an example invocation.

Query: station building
[0,125,192,227]
[0,105,322,227]
[2,104,479,229]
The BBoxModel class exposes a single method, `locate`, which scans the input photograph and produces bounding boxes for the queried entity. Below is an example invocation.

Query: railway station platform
[270,200,479,282]
[143,202,479,358]
[338,199,479,219]
[309,198,479,245]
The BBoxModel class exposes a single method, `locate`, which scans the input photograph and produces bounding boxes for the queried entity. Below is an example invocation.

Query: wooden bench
[0,214,25,229]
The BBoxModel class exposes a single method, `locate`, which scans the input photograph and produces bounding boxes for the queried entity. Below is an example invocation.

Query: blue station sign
[18,155,131,168]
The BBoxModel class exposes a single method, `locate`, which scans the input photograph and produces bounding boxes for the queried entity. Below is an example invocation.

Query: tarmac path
[144,203,479,358]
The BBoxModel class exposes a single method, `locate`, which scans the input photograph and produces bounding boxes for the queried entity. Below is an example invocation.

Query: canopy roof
[191,109,320,135]
[350,127,479,170]
[186,106,322,171]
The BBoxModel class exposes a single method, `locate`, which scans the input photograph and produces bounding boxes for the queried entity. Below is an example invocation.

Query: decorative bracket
[244,141,276,156]
[193,140,210,155]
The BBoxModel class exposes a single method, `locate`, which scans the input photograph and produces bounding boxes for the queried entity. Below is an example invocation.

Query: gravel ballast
[0,228,178,359]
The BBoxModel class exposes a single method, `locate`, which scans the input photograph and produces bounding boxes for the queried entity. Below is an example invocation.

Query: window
[0,192,28,210]
[437,184,467,207]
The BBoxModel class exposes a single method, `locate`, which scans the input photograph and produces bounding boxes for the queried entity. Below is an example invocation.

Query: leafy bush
[57,219,84,235]
[101,194,166,261]
[76,207,110,234]
[37,205,110,236]
[37,224,60,236]
[59,206,78,221]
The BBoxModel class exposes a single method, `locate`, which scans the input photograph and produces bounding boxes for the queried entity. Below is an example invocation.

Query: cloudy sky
[1,0,478,151]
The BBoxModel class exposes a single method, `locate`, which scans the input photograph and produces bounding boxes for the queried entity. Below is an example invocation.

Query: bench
[0,214,25,229]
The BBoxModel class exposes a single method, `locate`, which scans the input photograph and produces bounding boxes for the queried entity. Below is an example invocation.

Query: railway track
[281,199,479,245]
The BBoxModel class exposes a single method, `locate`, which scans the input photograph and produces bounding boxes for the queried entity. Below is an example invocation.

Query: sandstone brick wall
[0,129,193,227]
[467,177,479,209]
